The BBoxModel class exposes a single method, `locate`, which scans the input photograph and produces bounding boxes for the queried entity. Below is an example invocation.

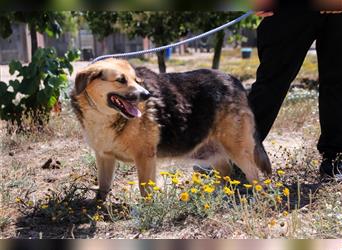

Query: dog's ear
[74,68,102,95]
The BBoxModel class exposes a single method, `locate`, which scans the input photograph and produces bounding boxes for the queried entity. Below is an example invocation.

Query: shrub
[0,47,80,131]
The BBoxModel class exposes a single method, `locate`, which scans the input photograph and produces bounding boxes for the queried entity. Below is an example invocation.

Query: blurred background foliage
[0,11,259,131]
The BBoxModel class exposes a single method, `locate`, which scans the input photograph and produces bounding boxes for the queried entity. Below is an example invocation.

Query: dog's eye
[116,75,127,84]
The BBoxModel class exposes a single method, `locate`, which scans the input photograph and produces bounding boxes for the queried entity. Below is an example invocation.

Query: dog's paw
[88,185,109,201]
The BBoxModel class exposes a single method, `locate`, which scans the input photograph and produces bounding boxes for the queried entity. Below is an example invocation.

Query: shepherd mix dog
[71,59,271,198]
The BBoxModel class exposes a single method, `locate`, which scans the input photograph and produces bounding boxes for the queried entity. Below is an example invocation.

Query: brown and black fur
[71,59,271,198]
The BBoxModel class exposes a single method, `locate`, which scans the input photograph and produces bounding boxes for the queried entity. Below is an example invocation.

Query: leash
[91,10,254,64]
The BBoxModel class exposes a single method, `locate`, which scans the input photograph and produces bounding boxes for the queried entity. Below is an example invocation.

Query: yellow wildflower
[201,174,209,179]
[213,169,220,175]
[175,170,183,177]
[215,174,221,179]
[283,188,290,197]
[243,184,252,189]
[275,182,283,188]
[263,179,272,185]
[153,186,160,192]
[148,180,156,187]
[41,204,49,209]
[269,219,276,226]
[276,195,282,203]
[183,180,190,185]
[214,180,221,185]
[311,160,319,166]
[203,185,215,193]
[171,177,179,185]
[252,180,258,185]
[144,194,152,201]
[240,197,247,203]
[15,197,21,203]
[92,213,103,221]
[180,192,190,202]
[255,185,263,192]
[283,211,289,216]
[140,182,146,186]
[230,180,241,185]
[204,203,210,209]
[160,171,170,176]
[191,188,199,194]
[192,173,202,184]
[223,187,234,196]
[223,176,231,182]
[128,181,136,185]
[277,169,285,175]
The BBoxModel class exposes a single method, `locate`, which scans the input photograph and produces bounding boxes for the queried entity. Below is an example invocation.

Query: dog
[71,59,271,198]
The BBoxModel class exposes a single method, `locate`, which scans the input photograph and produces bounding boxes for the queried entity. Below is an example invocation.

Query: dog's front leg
[95,152,116,200]
[134,150,157,196]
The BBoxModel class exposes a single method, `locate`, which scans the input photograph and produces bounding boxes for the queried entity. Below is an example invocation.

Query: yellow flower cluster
[224,187,234,196]
[180,192,190,202]
[203,185,215,193]
[283,188,290,197]
[192,173,202,185]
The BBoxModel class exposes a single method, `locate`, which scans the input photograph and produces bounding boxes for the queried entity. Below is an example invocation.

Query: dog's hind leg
[95,152,116,199]
[214,111,271,183]
[212,158,234,178]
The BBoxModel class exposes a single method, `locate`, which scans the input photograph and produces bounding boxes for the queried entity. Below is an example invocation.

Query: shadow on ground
[287,182,322,210]
[15,198,99,239]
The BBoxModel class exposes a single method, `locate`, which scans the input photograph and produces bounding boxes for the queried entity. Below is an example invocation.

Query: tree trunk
[29,25,38,59]
[156,50,166,73]
[212,30,225,70]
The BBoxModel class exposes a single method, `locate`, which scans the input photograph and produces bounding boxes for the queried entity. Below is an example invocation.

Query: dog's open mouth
[107,93,142,118]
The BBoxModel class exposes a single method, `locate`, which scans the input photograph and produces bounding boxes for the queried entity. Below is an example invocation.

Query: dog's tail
[253,132,272,176]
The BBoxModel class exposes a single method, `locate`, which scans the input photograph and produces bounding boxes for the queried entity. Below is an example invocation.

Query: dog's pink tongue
[122,100,142,118]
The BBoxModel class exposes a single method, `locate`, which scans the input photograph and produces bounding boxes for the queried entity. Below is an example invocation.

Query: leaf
[9,61,22,75]
[48,76,63,89]
[0,81,8,95]
[0,82,15,107]
[66,49,80,62]
[18,78,38,95]
[47,95,57,108]
[8,79,20,92]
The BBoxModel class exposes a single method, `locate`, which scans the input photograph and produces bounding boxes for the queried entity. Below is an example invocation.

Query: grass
[0,51,341,239]
[130,48,318,84]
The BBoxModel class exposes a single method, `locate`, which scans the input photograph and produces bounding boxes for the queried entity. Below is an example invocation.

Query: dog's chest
[84,122,115,151]
[82,115,135,161]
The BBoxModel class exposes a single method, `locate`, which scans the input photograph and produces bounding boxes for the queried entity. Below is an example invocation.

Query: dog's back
[136,67,246,155]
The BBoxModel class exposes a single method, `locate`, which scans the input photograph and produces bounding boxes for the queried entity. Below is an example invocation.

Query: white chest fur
[82,111,120,155]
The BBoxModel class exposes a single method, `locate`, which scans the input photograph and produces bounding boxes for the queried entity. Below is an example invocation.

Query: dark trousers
[248,11,342,155]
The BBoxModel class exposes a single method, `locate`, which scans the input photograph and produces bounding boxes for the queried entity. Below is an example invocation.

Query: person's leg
[316,14,342,154]
[316,13,342,179]
[248,11,320,141]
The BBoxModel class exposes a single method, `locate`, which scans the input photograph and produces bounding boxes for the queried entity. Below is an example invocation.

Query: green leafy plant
[0,47,80,131]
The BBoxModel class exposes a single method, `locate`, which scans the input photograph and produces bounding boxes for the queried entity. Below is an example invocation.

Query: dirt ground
[1,50,341,239]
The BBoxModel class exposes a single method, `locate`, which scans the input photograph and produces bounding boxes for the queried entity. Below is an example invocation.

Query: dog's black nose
[140,91,151,101]
[125,93,139,102]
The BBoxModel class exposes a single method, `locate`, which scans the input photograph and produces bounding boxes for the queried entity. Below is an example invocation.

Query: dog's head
[74,59,150,119]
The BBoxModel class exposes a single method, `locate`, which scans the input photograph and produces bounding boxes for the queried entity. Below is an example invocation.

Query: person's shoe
[319,155,342,182]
